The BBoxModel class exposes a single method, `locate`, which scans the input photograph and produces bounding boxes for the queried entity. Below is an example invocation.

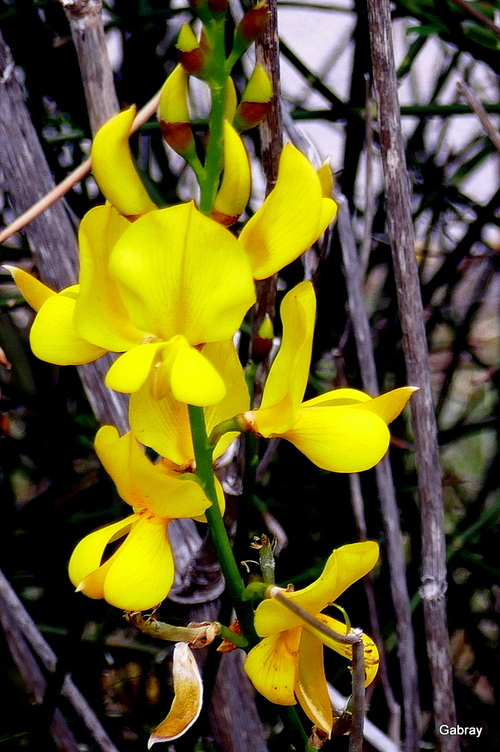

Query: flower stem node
[233,65,273,132]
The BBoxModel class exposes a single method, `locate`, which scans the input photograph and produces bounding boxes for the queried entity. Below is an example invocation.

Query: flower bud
[252,313,274,360]
[91,108,157,217]
[211,121,251,227]
[317,158,334,198]
[158,65,196,158]
[176,23,207,77]
[229,3,269,63]
[233,65,273,132]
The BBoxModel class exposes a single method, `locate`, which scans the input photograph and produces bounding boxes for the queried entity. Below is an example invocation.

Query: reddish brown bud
[207,0,228,12]
[160,121,195,154]
[238,3,269,43]
[177,47,206,76]
[234,101,270,131]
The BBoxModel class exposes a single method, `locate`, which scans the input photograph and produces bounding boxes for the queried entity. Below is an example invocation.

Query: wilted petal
[295,630,333,735]
[94,426,210,519]
[244,628,301,706]
[238,145,337,280]
[256,281,316,436]
[30,294,107,365]
[68,514,138,598]
[105,343,163,393]
[74,205,146,351]
[254,542,379,636]
[109,203,255,345]
[282,405,390,473]
[91,107,157,217]
[103,513,175,611]
[148,643,203,746]
[312,614,380,687]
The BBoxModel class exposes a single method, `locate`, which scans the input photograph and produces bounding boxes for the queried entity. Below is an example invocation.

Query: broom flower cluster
[8,0,418,742]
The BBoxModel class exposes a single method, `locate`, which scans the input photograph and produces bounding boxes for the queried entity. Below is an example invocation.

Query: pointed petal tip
[75,581,85,593]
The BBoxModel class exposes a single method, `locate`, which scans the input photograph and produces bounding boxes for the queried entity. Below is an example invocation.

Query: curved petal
[211,121,251,226]
[311,614,380,687]
[256,281,316,435]
[91,107,157,217]
[204,340,250,459]
[353,386,418,424]
[103,513,175,611]
[130,385,193,466]
[129,340,249,464]
[282,405,390,472]
[244,628,301,705]
[68,514,138,597]
[105,343,163,393]
[238,145,337,280]
[30,294,107,365]
[74,205,146,351]
[302,387,372,409]
[109,203,255,344]
[295,629,332,735]
[161,336,226,406]
[94,426,210,518]
[254,542,379,636]
[6,266,55,311]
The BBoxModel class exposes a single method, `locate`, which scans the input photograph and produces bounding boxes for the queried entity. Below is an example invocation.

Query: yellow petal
[68,514,138,597]
[244,628,301,706]
[74,205,146,351]
[5,266,55,311]
[130,340,249,464]
[256,281,316,435]
[109,203,256,344]
[238,144,338,280]
[30,294,107,365]
[161,336,226,406]
[94,426,211,518]
[353,386,418,424]
[158,64,191,125]
[103,514,175,611]
[204,340,250,458]
[148,643,203,746]
[211,121,251,226]
[105,343,163,393]
[317,159,334,198]
[192,475,226,523]
[130,385,194,466]
[282,405,390,472]
[295,630,333,735]
[311,614,380,687]
[91,107,157,217]
[302,387,372,409]
[254,542,379,635]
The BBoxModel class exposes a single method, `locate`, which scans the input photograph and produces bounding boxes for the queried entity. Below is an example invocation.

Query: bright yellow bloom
[244,541,380,736]
[68,426,224,611]
[246,281,417,472]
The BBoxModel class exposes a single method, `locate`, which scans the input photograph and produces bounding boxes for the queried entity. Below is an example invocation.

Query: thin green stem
[188,405,258,644]
[199,17,228,215]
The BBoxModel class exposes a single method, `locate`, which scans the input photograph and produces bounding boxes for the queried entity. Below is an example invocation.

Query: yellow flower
[68,427,224,611]
[246,280,417,472]
[244,541,380,736]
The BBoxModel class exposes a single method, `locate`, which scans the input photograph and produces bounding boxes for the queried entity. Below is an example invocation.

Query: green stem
[199,17,228,215]
[188,405,258,644]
